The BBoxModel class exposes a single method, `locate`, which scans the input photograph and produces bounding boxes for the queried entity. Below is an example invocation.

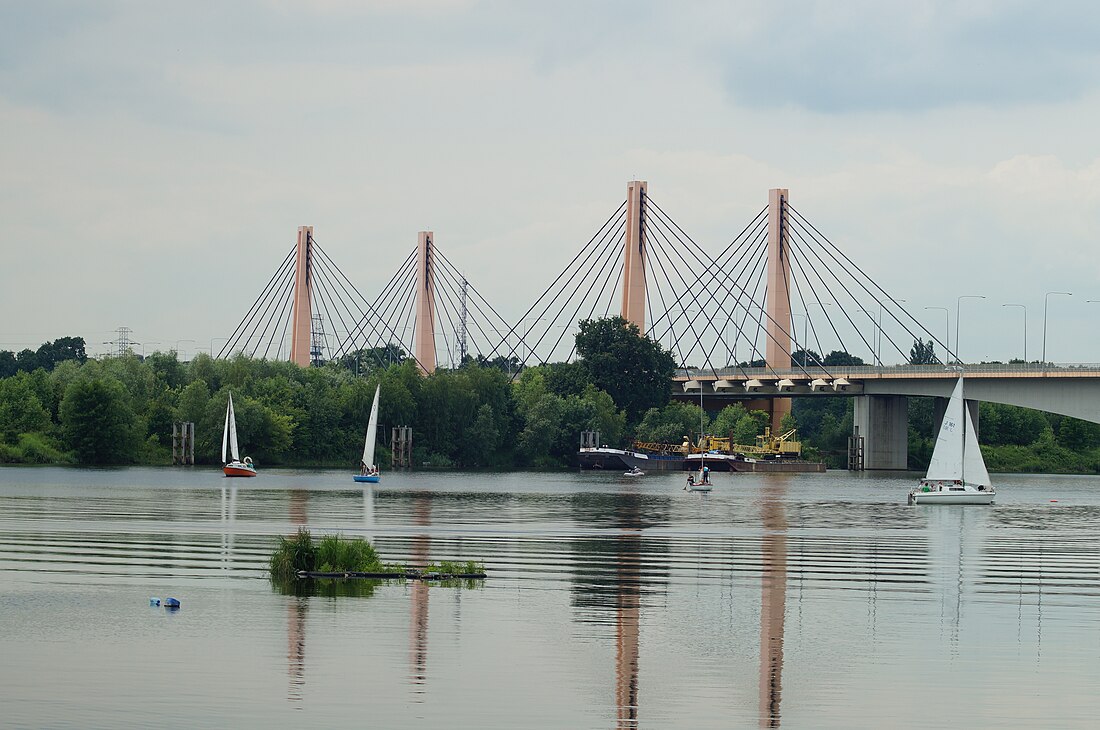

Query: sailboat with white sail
[908,376,993,505]
[354,385,381,484]
[222,392,256,477]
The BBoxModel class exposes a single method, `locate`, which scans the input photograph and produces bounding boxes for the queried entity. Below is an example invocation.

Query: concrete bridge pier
[853,395,908,469]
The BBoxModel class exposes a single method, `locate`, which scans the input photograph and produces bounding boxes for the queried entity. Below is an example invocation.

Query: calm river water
[1,467,1099,728]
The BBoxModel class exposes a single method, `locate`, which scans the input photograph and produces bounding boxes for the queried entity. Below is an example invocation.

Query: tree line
[2,328,1100,472]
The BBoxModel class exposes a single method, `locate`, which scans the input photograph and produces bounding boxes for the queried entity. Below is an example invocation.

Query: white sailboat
[354,385,381,483]
[222,392,256,477]
[908,376,993,505]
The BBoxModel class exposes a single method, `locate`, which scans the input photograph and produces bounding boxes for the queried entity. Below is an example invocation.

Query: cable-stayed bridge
[218,182,1100,469]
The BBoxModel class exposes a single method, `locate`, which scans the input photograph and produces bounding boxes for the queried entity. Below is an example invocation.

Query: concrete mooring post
[172,422,195,465]
[391,425,413,469]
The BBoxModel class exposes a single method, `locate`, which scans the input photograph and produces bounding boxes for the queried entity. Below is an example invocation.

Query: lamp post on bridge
[1001,304,1026,364]
[856,308,877,366]
[1042,291,1072,366]
[809,301,834,358]
[175,339,196,362]
[955,295,985,365]
[791,314,808,366]
[876,300,905,366]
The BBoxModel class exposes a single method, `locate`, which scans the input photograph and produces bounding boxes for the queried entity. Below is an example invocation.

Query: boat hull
[909,486,994,505]
[223,462,256,478]
[353,475,380,483]
[683,453,825,473]
[578,448,684,471]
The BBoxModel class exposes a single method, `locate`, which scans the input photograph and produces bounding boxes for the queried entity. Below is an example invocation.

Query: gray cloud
[713,2,1100,112]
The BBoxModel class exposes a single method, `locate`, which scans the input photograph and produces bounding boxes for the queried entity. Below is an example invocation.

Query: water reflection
[759,480,787,729]
[409,495,431,693]
[569,492,671,728]
[287,490,308,705]
[219,484,237,571]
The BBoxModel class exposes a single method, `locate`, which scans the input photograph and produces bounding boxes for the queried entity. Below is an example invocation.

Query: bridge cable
[645,200,817,378]
[315,244,421,365]
[219,247,296,358]
[537,224,627,365]
[645,201,819,380]
[483,201,627,361]
[234,252,296,359]
[501,216,626,364]
[787,206,950,362]
[787,210,945,364]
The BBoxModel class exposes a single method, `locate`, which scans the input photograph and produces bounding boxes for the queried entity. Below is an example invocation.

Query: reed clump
[270,528,388,581]
[422,560,485,575]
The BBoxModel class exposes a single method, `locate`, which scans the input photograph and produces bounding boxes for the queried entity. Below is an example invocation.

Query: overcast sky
[2,1,1099,364]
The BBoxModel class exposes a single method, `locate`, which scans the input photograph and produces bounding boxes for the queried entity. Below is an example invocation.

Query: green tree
[59,378,142,464]
[35,337,87,370]
[634,402,705,445]
[710,404,749,439]
[822,350,865,366]
[909,338,937,365]
[732,410,769,446]
[574,316,676,421]
[0,374,51,442]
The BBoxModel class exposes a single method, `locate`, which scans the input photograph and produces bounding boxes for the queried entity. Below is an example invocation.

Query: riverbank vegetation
[3,328,1100,473]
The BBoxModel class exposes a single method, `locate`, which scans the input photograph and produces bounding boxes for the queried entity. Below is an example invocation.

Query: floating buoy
[1050,500,1058,503]
[163,597,181,609]
[149,597,161,606]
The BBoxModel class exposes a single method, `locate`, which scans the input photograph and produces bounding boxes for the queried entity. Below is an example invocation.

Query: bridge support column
[414,231,437,374]
[853,395,908,470]
[289,225,314,367]
[620,180,648,332]
[766,188,793,432]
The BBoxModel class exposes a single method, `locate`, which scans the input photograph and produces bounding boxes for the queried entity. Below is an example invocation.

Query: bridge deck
[675,364,1100,382]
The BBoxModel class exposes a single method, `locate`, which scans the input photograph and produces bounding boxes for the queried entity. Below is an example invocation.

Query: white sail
[225,392,240,463]
[222,394,231,463]
[962,404,991,487]
[362,385,380,470]
[924,378,965,481]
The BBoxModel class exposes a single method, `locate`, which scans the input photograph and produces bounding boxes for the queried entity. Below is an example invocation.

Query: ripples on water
[1,467,1099,729]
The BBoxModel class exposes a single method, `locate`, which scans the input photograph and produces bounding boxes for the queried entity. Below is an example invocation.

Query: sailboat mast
[960,379,966,485]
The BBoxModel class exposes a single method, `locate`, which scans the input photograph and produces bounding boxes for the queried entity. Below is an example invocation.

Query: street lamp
[876,299,905,365]
[924,307,949,358]
[1001,304,1026,363]
[955,295,986,364]
[1042,291,1072,365]
[175,339,196,361]
[809,301,834,356]
[856,308,877,365]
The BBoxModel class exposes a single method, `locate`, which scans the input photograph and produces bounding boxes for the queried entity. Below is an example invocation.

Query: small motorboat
[623,467,645,476]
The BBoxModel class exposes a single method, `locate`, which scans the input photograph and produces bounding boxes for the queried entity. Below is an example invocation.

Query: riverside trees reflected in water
[2,467,1100,728]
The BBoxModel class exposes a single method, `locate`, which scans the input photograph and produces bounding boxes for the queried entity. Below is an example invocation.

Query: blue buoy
[149,597,161,606]
[163,597,180,609]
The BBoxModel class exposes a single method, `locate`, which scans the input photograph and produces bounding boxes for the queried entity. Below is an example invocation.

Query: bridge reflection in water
[567,488,793,727]
[759,480,787,728]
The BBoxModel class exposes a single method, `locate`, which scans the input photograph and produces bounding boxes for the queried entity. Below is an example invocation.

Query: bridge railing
[675,363,1100,380]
